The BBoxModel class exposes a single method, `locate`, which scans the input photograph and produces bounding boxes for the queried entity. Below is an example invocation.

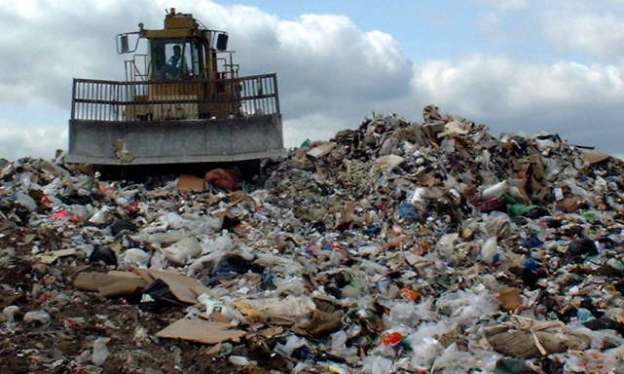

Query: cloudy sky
[1,0,624,159]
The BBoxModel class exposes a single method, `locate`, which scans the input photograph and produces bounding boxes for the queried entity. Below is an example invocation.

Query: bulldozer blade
[67,114,284,165]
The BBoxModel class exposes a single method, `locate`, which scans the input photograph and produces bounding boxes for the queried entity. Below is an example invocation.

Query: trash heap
[1,105,624,373]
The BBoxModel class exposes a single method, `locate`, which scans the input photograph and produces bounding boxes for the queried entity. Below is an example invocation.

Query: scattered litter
[2,105,624,372]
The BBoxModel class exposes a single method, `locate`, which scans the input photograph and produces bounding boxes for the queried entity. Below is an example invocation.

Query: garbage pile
[2,105,624,373]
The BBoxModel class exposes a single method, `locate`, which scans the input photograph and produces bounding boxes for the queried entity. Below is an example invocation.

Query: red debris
[205,168,241,191]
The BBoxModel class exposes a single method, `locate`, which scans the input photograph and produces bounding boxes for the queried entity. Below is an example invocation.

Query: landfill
[1,105,624,373]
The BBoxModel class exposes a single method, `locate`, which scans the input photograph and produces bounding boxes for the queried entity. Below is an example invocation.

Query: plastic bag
[119,248,151,268]
[436,288,497,326]
[436,233,459,261]
[197,294,244,322]
[405,322,447,367]
[91,337,110,366]
[330,330,358,359]
[88,206,111,224]
[480,237,498,264]
[386,298,434,328]
[14,192,37,212]
[275,335,308,356]
[162,237,202,265]
[275,276,306,295]
[362,356,393,374]
[235,296,316,324]
[201,232,234,254]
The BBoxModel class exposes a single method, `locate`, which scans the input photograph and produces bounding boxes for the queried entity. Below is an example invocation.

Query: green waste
[508,203,534,217]
[503,193,543,218]
[494,358,538,374]
[581,210,599,224]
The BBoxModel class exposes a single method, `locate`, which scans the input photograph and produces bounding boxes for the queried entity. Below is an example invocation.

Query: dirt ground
[0,229,296,374]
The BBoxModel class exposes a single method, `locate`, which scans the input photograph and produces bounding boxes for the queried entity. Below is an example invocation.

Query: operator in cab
[165,45,188,79]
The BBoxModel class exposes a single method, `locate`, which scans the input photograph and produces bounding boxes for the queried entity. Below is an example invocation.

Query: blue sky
[1,0,624,158]
[216,0,462,59]
[222,1,490,60]
[215,0,596,64]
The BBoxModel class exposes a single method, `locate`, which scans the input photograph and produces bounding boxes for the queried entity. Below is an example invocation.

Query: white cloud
[284,113,349,148]
[411,56,624,150]
[0,120,67,160]
[414,57,624,114]
[0,0,624,160]
[0,2,162,107]
[543,13,624,58]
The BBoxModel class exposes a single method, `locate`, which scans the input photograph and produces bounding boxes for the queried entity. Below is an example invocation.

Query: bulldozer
[66,8,284,168]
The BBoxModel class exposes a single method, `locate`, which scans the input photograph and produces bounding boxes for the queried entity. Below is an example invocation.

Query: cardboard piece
[485,321,590,358]
[73,271,147,297]
[156,318,246,344]
[306,142,336,158]
[497,287,522,312]
[74,269,209,303]
[74,272,112,291]
[296,309,343,337]
[177,175,206,192]
[257,326,283,338]
[133,269,210,304]
[375,155,404,173]
[513,154,548,203]
[582,150,610,165]
[556,196,583,213]
[99,277,148,298]
[36,248,79,264]
[335,201,355,230]
[0,292,22,309]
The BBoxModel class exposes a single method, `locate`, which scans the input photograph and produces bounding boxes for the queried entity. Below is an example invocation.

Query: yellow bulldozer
[66,8,284,166]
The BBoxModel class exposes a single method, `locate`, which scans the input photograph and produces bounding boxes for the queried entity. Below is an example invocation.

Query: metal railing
[124,54,149,82]
[70,73,280,122]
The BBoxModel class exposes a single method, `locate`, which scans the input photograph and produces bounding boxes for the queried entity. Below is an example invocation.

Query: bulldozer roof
[142,8,202,39]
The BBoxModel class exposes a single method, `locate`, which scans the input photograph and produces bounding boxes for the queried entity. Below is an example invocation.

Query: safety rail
[70,74,280,121]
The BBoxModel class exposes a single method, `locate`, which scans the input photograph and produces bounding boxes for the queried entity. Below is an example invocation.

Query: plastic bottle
[14,192,37,212]
[91,337,110,366]
[23,310,51,325]
[480,237,498,264]
[481,181,508,199]
[2,305,20,322]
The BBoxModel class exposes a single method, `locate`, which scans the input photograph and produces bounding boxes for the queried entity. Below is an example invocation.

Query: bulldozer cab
[67,8,284,165]
[150,41,195,80]
[119,11,235,82]
[117,9,243,120]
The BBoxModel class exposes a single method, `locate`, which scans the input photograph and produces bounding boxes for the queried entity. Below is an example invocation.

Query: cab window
[150,40,203,80]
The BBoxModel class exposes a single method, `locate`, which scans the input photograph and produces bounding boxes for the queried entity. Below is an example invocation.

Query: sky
[1,0,624,159]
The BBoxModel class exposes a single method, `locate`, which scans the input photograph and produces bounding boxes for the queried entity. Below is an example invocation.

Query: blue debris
[520,233,543,249]
[364,224,382,236]
[399,201,420,222]
[524,257,541,271]
[576,308,595,322]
